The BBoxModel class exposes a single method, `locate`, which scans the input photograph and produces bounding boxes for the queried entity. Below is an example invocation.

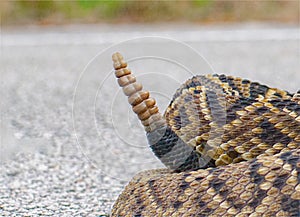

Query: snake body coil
[111,53,300,216]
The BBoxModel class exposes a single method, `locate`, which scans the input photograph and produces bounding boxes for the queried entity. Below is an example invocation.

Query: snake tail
[112,52,203,171]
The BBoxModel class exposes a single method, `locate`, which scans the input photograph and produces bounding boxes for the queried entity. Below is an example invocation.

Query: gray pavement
[1,24,299,216]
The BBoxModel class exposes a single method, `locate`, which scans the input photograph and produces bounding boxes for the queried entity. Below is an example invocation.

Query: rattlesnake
[110,52,300,216]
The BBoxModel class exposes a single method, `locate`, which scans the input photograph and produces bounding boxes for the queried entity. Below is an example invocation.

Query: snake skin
[111,53,300,216]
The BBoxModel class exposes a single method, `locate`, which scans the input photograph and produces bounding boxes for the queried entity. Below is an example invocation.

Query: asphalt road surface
[1,23,299,216]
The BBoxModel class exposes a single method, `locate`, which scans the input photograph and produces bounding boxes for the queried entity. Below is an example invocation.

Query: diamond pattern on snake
[111,52,300,217]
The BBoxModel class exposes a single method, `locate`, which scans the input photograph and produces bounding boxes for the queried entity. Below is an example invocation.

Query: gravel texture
[1,24,299,216]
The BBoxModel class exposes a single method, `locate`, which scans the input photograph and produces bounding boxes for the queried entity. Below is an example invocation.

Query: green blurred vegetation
[1,1,298,26]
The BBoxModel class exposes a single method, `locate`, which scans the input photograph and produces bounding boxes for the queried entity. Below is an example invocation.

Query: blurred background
[1,1,299,216]
[1,1,299,25]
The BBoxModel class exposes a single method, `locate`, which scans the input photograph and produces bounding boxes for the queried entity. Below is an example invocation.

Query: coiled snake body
[111,53,300,216]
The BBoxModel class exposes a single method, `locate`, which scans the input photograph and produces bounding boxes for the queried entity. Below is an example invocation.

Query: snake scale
[110,52,300,217]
